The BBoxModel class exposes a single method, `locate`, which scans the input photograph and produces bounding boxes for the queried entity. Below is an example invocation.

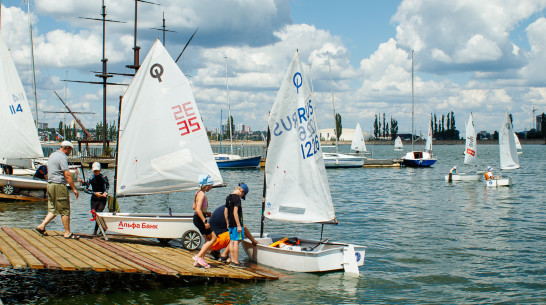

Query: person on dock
[209,205,258,263]
[192,175,216,269]
[485,166,494,180]
[35,141,79,239]
[225,182,249,268]
[33,165,48,180]
[84,162,110,236]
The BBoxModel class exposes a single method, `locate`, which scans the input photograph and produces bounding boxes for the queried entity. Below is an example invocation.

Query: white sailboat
[514,132,523,155]
[401,52,436,167]
[349,123,370,156]
[214,57,261,169]
[323,55,364,168]
[394,136,403,151]
[485,112,519,187]
[95,40,223,250]
[445,113,480,181]
[0,27,46,196]
[241,51,365,275]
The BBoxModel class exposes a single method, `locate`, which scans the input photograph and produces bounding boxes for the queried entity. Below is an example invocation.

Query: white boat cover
[116,39,222,196]
[351,123,367,152]
[499,112,520,170]
[394,136,403,150]
[425,118,433,153]
[265,51,335,223]
[464,113,477,165]
[0,33,43,161]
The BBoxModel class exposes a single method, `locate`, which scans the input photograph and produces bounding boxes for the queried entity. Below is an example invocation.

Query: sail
[464,113,477,165]
[116,39,222,196]
[514,132,522,150]
[0,33,43,161]
[264,51,335,223]
[425,118,433,152]
[351,123,366,152]
[499,112,520,170]
[394,136,403,149]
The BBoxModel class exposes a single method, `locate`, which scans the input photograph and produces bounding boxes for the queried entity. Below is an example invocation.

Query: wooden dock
[0,227,280,281]
[364,158,402,168]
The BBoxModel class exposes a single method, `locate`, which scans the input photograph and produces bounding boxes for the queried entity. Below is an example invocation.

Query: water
[1,144,545,304]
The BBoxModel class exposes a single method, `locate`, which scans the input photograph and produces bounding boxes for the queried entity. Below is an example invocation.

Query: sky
[1,0,546,136]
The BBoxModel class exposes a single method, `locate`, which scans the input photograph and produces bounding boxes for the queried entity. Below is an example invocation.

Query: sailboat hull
[323,153,365,168]
[242,234,365,273]
[402,151,437,167]
[95,212,200,240]
[445,173,481,181]
[485,177,511,187]
[0,174,47,190]
[215,155,261,169]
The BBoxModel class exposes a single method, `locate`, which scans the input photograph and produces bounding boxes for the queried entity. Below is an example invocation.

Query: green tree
[382,113,386,138]
[335,113,342,140]
[390,116,398,140]
[226,116,235,140]
[373,115,379,138]
[441,115,445,133]
[57,121,64,139]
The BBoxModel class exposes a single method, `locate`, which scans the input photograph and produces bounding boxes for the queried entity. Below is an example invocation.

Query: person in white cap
[484,166,494,180]
[447,166,457,182]
[35,141,79,239]
[84,162,110,236]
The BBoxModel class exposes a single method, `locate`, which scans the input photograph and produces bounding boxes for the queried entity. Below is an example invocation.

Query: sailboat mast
[225,57,234,154]
[27,1,38,128]
[411,50,415,152]
[327,54,338,153]
[113,95,122,199]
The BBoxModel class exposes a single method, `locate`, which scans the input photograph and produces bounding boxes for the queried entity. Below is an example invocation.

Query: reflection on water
[1,144,545,303]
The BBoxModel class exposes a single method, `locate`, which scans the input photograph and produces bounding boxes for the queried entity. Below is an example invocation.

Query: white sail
[0,33,43,161]
[464,113,477,165]
[116,39,222,196]
[499,112,520,170]
[425,118,433,152]
[351,123,366,152]
[265,51,334,223]
[514,132,522,150]
[394,136,403,150]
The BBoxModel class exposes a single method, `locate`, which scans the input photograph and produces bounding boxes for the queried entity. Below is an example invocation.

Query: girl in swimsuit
[192,175,216,268]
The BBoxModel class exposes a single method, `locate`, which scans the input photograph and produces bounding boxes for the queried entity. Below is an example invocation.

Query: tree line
[373,113,398,140]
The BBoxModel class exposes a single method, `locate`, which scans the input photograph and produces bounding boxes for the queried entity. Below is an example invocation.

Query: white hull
[242,234,365,274]
[394,148,403,151]
[445,173,481,181]
[323,153,364,168]
[0,174,47,189]
[485,177,511,187]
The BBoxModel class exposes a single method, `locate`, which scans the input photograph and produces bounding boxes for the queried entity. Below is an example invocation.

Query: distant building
[478,131,491,140]
[37,122,48,129]
[537,115,543,132]
[244,126,251,133]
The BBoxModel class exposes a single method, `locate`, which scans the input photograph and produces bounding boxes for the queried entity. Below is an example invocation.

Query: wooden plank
[10,228,76,271]
[0,232,27,268]
[90,239,177,275]
[0,193,46,202]
[78,238,145,273]
[0,252,11,267]
[0,228,44,269]
[4,228,60,270]
[57,237,122,273]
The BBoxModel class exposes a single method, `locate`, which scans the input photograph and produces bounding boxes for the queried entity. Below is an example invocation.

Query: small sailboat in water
[95,40,223,249]
[349,123,370,156]
[242,51,365,275]
[485,112,519,187]
[394,136,403,151]
[514,132,523,155]
[445,113,480,181]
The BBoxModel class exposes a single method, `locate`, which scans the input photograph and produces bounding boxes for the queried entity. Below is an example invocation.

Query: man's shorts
[228,227,244,241]
[47,183,70,216]
[210,231,230,251]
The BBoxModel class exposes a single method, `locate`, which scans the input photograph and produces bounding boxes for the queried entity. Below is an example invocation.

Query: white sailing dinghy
[514,132,523,155]
[445,113,480,181]
[95,40,223,250]
[394,136,403,151]
[348,123,370,156]
[241,51,365,275]
[485,112,520,187]
[0,31,46,195]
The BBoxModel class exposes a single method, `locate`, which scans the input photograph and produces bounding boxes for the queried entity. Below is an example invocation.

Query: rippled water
[1,144,545,304]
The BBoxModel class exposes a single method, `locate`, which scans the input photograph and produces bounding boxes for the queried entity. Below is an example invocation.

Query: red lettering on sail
[172,102,200,136]
[466,148,475,156]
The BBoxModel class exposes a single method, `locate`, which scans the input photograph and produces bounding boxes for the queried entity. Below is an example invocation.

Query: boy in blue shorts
[224,182,249,268]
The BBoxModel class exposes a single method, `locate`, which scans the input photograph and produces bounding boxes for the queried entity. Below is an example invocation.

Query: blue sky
[2,0,546,136]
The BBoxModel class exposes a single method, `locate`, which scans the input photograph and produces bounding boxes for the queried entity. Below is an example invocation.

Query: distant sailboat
[445,113,480,181]
[514,132,523,155]
[485,112,519,187]
[394,136,403,151]
[349,123,370,156]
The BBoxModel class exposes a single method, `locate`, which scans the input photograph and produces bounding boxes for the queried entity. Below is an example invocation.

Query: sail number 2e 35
[171,101,201,136]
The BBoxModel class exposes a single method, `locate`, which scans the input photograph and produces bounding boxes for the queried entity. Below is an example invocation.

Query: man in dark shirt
[33,165,48,180]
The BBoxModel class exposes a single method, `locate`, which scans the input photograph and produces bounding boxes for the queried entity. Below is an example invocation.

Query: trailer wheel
[2,185,14,195]
[181,230,201,250]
